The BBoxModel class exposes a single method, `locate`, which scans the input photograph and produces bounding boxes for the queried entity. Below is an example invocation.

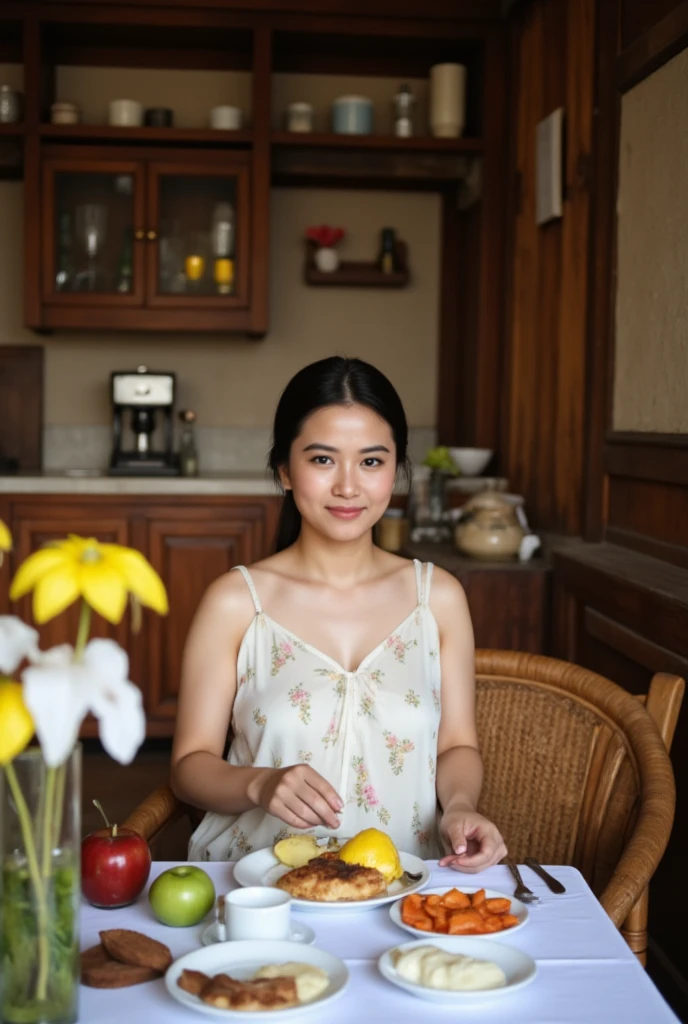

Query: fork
[504,858,540,904]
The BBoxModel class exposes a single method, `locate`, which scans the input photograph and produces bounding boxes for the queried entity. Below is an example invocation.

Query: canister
[331,96,373,135]
[286,102,314,133]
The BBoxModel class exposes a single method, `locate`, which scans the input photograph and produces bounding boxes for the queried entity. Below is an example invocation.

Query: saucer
[201,920,316,946]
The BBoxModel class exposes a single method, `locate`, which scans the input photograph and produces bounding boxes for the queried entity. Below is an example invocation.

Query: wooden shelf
[272,131,482,153]
[306,261,409,287]
[0,123,24,137]
[304,240,410,288]
[39,125,253,146]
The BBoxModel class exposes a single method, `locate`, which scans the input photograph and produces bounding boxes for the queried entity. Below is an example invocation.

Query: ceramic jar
[286,102,314,132]
[454,491,525,560]
[429,63,466,138]
[332,96,373,134]
[50,101,80,125]
[108,99,143,126]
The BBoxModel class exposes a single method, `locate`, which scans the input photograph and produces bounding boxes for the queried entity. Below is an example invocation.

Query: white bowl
[448,448,493,476]
[379,936,536,1003]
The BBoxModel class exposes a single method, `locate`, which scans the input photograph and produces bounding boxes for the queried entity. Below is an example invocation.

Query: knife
[524,857,566,894]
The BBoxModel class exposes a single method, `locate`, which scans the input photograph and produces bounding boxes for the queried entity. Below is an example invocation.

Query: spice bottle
[379,228,397,274]
[178,409,199,477]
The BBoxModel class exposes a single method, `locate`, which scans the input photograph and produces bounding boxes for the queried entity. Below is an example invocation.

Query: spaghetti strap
[413,559,424,604]
[232,565,262,614]
[420,562,434,606]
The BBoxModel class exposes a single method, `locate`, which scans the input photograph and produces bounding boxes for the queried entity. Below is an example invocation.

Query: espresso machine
[109,366,179,476]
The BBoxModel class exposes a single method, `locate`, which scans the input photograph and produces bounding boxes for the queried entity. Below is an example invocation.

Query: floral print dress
[188,560,442,861]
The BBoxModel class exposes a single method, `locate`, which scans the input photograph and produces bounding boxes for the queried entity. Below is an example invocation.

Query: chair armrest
[122,785,186,843]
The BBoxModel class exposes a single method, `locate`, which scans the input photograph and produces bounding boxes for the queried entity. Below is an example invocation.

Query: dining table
[80,860,679,1023]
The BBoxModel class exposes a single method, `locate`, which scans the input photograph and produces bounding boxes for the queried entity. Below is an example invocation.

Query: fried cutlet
[80,944,160,989]
[198,974,299,1010]
[99,929,172,973]
[275,855,386,902]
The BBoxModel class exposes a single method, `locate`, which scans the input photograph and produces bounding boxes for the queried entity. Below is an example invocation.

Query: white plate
[232,847,429,912]
[201,920,316,946]
[378,936,537,1003]
[389,886,529,940]
[166,939,348,1020]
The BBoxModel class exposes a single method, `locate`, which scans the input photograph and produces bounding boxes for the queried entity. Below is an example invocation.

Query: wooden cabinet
[0,494,280,736]
[405,542,551,654]
[141,502,277,724]
[37,147,254,332]
[8,505,131,655]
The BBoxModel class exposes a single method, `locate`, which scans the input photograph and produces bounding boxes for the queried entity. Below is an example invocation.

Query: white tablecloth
[80,861,678,1024]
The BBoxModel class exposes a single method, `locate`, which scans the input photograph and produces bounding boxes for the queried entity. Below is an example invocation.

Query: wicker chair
[123,651,683,965]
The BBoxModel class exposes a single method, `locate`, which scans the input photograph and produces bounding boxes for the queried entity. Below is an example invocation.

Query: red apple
[81,800,151,909]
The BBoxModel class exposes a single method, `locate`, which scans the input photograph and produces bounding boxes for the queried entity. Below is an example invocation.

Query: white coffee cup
[210,105,243,130]
[224,887,292,940]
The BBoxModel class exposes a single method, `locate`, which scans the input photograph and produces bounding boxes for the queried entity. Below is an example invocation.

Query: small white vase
[314,247,340,273]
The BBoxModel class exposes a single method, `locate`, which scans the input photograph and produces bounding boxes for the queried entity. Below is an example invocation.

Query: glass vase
[1,746,81,1024]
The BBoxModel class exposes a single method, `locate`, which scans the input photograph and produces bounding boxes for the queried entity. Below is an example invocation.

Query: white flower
[0,616,40,674]
[22,639,145,767]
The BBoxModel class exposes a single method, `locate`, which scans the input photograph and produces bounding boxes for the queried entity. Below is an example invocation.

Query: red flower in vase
[305,225,345,248]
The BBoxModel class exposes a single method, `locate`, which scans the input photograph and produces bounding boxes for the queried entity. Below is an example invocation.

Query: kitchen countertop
[0,472,280,496]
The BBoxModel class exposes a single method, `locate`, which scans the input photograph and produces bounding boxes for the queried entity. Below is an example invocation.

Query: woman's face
[280,403,398,542]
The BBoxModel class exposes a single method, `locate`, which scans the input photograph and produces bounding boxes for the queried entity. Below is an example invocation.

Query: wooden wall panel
[501,0,595,534]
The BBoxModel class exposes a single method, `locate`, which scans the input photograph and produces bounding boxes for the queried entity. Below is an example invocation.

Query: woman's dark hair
[268,356,409,552]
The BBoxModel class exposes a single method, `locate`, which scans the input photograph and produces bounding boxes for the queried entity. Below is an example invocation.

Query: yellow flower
[9,535,168,626]
[0,519,11,566]
[0,679,34,764]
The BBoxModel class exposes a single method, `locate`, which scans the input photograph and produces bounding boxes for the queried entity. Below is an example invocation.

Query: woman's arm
[170,572,263,815]
[170,572,342,830]
[431,569,507,871]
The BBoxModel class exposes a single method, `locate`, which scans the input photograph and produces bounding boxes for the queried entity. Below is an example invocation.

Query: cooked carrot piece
[433,908,449,932]
[501,914,520,929]
[441,888,471,910]
[447,909,486,935]
[483,915,505,932]
[471,889,486,908]
[410,913,434,931]
[426,894,442,907]
[404,894,423,911]
[485,897,511,915]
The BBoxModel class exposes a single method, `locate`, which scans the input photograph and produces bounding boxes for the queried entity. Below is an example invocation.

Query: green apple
[148,865,215,927]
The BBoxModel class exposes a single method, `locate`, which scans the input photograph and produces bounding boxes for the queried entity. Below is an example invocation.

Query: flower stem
[41,765,56,879]
[5,762,50,1003]
[74,600,92,662]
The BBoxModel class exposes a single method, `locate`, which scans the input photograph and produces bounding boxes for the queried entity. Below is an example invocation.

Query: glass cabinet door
[146,160,250,308]
[42,159,145,305]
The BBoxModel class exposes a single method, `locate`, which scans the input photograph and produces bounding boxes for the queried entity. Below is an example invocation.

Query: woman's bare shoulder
[198,566,257,623]
[428,565,470,617]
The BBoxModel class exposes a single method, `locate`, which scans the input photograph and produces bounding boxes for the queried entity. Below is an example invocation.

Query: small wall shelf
[304,240,410,288]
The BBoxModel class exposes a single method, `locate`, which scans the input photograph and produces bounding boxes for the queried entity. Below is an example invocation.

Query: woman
[171,356,506,872]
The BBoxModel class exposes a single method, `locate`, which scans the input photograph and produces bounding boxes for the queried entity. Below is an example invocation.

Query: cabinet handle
[134,229,145,241]
[147,230,158,241]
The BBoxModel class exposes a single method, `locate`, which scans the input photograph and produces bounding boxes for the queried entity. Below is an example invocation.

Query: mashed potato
[392,945,507,991]
[253,962,329,1003]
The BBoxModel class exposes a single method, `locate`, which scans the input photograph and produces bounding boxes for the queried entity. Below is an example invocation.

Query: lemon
[0,680,34,764]
[339,828,403,884]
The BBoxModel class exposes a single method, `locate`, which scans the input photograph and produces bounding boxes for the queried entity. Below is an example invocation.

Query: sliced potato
[273,834,320,868]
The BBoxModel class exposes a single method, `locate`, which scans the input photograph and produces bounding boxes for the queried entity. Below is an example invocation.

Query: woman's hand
[438,808,507,873]
[250,764,343,830]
